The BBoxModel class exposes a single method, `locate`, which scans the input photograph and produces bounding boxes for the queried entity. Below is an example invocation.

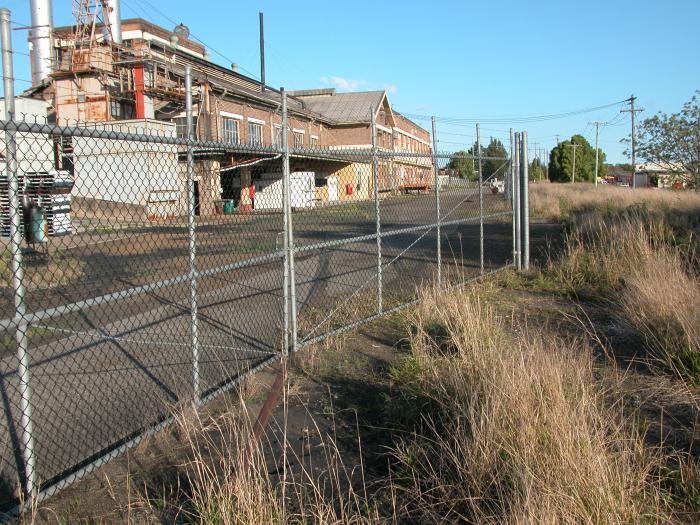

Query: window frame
[273,124,282,147]
[247,121,263,146]
[221,117,239,144]
[174,116,198,139]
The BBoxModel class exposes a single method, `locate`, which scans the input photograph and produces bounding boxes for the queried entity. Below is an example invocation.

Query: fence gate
[0,9,529,513]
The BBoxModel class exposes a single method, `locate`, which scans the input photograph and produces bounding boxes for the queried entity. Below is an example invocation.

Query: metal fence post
[280,92,289,355]
[184,66,200,402]
[514,132,522,270]
[281,90,298,353]
[431,117,441,285]
[521,131,530,271]
[1,8,37,498]
[476,123,484,275]
[509,128,516,265]
[370,107,382,313]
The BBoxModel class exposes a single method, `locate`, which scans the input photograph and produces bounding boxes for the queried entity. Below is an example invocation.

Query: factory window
[248,122,263,146]
[143,66,154,88]
[110,100,122,119]
[293,131,304,148]
[222,117,239,144]
[174,116,198,138]
[110,100,134,120]
[273,124,282,146]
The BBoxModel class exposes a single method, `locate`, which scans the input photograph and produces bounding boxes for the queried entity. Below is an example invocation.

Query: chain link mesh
[0,101,518,511]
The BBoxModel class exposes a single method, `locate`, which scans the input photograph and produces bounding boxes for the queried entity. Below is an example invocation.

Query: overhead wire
[398,98,630,125]
[134,0,262,81]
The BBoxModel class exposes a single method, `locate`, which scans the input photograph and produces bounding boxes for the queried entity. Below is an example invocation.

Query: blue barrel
[31,207,47,243]
[223,200,235,214]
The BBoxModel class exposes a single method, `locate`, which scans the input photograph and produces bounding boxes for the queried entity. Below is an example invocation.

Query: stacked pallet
[0,171,73,239]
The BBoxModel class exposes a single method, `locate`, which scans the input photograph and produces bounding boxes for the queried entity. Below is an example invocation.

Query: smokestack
[103,0,122,44]
[259,12,265,92]
[28,0,53,85]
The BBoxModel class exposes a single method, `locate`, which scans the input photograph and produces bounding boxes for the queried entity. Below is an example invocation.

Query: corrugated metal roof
[297,91,385,124]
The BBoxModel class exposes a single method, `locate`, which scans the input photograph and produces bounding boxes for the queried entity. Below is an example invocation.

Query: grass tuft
[388,283,672,524]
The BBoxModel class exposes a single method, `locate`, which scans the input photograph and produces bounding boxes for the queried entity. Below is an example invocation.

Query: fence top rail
[0,119,509,163]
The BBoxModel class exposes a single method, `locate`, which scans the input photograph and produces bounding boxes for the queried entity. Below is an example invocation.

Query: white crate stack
[24,171,73,236]
[0,171,73,239]
[0,171,23,238]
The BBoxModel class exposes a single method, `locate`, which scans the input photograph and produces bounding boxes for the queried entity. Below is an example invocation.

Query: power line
[437,130,475,138]
[397,98,629,126]
[124,0,261,81]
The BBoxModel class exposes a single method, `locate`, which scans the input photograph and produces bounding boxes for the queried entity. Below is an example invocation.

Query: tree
[447,148,476,180]
[446,138,510,181]
[548,134,605,183]
[633,90,700,189]
[482,138,509,180]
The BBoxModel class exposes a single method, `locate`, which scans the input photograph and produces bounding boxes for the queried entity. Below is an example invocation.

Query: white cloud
[384,84,398,95]
[320,76,368,91]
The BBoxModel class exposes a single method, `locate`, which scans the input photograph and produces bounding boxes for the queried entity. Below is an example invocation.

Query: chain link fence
[0,14,531,513]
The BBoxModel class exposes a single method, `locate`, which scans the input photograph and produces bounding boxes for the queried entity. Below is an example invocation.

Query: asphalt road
[0,187,515,506]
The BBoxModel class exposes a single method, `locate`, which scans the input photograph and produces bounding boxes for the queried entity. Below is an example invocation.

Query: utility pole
[589,121,605,187]
[541,148,546,180]
[531,141,540,180]
[555,134,560,145]
[569,141,580,183]
[621,95,644,188]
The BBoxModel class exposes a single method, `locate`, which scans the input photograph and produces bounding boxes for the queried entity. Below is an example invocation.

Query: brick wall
[394,113,430,143]
[325,125,372,148]
[208,97,324,146]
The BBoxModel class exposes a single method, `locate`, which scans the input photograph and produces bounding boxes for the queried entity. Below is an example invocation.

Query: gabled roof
[292,90,386,124]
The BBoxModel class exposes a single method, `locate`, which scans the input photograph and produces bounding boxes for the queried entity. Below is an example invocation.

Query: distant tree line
[447,138,509,181]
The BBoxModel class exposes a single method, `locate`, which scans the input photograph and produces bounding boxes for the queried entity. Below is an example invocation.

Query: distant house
[636,162,690,189]
[605,166,633,186]
[605,165,649,188]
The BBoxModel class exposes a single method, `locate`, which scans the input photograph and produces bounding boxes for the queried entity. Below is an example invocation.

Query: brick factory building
[22,5,434,218]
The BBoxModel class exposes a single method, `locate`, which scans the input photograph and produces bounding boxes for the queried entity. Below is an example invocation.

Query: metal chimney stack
[103,0,122,44]
[28,0,54,85]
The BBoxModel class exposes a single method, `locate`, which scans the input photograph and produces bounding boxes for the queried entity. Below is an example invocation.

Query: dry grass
[168,407,285,524]
[546,213,676,297]
[388,283,672,524]
[535,190,700,382]
[141,282,690,524]
[119,185,698,523]
[128,391,382,525]
[621,247,700,382]
[529,182,700,222]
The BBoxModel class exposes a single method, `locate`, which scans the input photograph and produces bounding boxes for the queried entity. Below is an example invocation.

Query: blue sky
[2,0,699,162]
